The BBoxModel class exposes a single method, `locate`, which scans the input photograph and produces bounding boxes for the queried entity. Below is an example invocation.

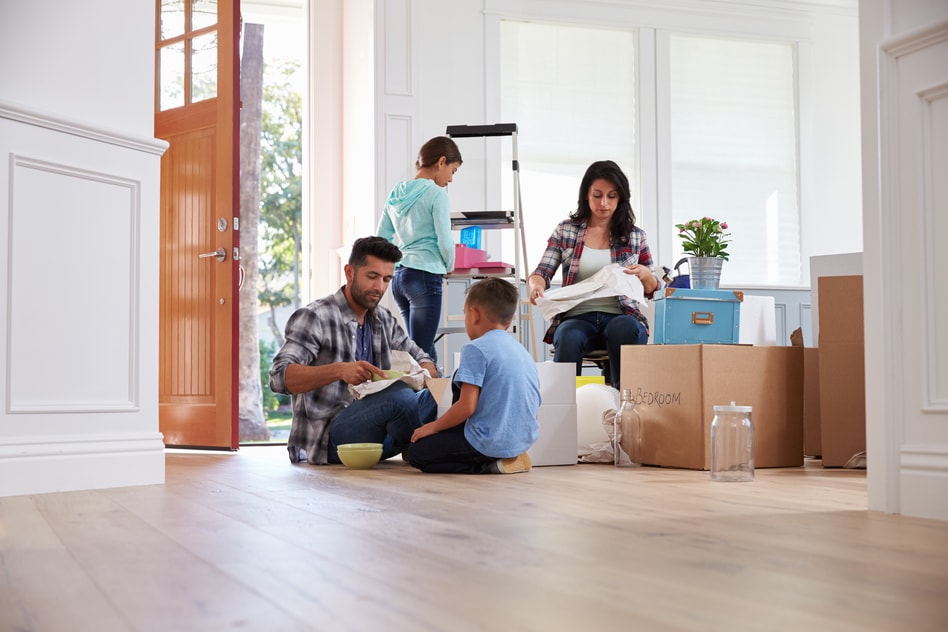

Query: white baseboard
[899,445,948,521]
[0,434,165,497]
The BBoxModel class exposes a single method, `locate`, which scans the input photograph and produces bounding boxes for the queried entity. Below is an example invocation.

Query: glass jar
[710,402,754,482]
[614,389,643,467]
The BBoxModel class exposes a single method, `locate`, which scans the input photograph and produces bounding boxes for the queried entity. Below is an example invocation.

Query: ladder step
[446,123,517,138]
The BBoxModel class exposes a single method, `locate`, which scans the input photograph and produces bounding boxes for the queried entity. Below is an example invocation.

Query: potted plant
[674,217,731,289]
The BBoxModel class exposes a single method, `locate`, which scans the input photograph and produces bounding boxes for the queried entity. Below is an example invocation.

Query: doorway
[238,1,305,445]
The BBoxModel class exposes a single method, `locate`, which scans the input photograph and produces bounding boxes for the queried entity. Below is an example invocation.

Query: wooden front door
[155,0,240,448]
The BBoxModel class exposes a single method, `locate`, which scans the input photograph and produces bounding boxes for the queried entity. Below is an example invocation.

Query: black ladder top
[446,123,517,138]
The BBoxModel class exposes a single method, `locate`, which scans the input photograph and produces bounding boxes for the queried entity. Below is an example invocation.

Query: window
[501,21,800,286]
[500,21,639,273]
[668,34,799,286]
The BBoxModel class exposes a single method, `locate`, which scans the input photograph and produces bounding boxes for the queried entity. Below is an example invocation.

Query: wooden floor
[2,447,947,632]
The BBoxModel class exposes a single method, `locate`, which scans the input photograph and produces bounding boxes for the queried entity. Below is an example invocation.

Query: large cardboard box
[817,275,865,467]
[803,347,822,457]
[619,345,804,469]
[652,288,743,345]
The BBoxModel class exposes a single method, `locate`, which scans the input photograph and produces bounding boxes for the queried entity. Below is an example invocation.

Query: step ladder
[445,123,538,360]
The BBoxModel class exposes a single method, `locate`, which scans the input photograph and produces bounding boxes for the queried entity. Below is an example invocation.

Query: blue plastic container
[652,288,743,344]
[460,226,482,250]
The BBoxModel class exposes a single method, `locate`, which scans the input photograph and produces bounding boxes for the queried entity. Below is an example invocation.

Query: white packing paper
[348,350,430,400]
[535,262,647,321]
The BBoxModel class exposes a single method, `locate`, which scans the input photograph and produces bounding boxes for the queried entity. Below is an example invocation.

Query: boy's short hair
[349,236,403,267]
[465,277,518,326]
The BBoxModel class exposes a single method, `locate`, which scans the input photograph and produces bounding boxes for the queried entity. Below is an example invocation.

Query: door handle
[199,248,227,263]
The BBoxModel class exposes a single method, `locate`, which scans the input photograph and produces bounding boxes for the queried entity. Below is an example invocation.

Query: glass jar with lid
[710,402,754,481]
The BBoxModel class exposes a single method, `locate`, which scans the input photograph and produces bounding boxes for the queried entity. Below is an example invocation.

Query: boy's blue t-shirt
[454,329,540,458]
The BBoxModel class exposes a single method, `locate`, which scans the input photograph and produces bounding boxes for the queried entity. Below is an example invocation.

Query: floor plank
[1,447,947,631]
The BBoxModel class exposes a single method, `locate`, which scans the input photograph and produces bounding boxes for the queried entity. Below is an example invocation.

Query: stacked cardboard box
[803,347,822,457]
[817,275,866,466]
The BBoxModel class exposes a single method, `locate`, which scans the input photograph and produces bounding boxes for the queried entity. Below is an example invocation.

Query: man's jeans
[391,266,443,365]
[327,381,437,462]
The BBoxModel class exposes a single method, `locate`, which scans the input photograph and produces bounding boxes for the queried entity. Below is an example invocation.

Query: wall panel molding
[0,100,167,155]
[382,0,413,96]
[6,154,141,413]
[919,81,948,413]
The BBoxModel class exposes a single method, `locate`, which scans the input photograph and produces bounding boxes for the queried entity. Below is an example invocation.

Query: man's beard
[350,282,382,311]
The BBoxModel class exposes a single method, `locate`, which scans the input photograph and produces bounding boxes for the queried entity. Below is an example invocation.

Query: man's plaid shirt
[269,287,433,464]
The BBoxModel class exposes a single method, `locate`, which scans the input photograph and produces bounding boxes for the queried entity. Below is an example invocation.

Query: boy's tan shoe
[491,452,532,474]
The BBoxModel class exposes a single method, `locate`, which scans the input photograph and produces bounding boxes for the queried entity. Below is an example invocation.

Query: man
[269,236,439,464]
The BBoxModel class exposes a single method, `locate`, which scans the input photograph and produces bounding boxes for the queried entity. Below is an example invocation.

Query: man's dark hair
[349,236,403,267]
[465,277,518,326]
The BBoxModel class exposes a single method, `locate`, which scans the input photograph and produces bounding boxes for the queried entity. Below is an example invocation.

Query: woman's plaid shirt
[530,219,660,344]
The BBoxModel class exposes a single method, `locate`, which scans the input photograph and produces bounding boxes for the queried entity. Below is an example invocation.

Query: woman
[527,160,660,388]
[377,136,463,366]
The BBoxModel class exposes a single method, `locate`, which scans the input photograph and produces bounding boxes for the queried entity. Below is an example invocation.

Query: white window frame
[483,0,815,288]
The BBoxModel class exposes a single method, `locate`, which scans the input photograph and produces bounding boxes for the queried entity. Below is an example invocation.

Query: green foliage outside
[258,60,303,425]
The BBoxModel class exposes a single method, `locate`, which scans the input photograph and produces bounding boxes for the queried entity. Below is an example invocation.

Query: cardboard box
[619,345,804,469]
[652,288,743,345]
[804,347,822,457]
[425,362,578,467]
[817,275,865,467]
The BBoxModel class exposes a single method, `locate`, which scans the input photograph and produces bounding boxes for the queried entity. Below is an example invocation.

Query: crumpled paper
[535,262,646,321]
[347,350,431,400]
[578,408,632,465]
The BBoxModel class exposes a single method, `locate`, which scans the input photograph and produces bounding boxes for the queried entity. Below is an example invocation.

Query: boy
[407,277,540,474]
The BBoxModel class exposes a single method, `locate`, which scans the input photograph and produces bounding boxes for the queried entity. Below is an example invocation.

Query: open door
[155,0,240,448]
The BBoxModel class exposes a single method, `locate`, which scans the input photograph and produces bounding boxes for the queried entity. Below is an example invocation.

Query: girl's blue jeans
[391,267,443,365]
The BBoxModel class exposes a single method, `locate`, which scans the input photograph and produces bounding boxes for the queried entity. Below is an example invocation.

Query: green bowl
[371,370,405,382]
[337,442,383,469]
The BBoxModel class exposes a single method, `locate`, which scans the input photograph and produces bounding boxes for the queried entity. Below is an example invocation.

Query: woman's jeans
[391,267,443,365]
[327,382,437,463]
[552,312,648,388]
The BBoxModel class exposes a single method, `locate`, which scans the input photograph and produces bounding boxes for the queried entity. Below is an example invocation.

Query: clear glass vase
[614,389,643,467]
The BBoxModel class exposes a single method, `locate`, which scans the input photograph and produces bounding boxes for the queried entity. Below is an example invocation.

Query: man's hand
[339,361,386,385]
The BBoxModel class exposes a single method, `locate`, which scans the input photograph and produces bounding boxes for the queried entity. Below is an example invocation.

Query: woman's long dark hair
[569,160,636,246]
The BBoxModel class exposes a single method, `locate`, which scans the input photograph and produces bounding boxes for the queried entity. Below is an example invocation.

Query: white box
[528,404,578,467]
[536,361,577,405]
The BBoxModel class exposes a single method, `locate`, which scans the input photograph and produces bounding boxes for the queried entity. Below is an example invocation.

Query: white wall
[0,0,154,136]
[0,0,165,496]
[371,0,863,288]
